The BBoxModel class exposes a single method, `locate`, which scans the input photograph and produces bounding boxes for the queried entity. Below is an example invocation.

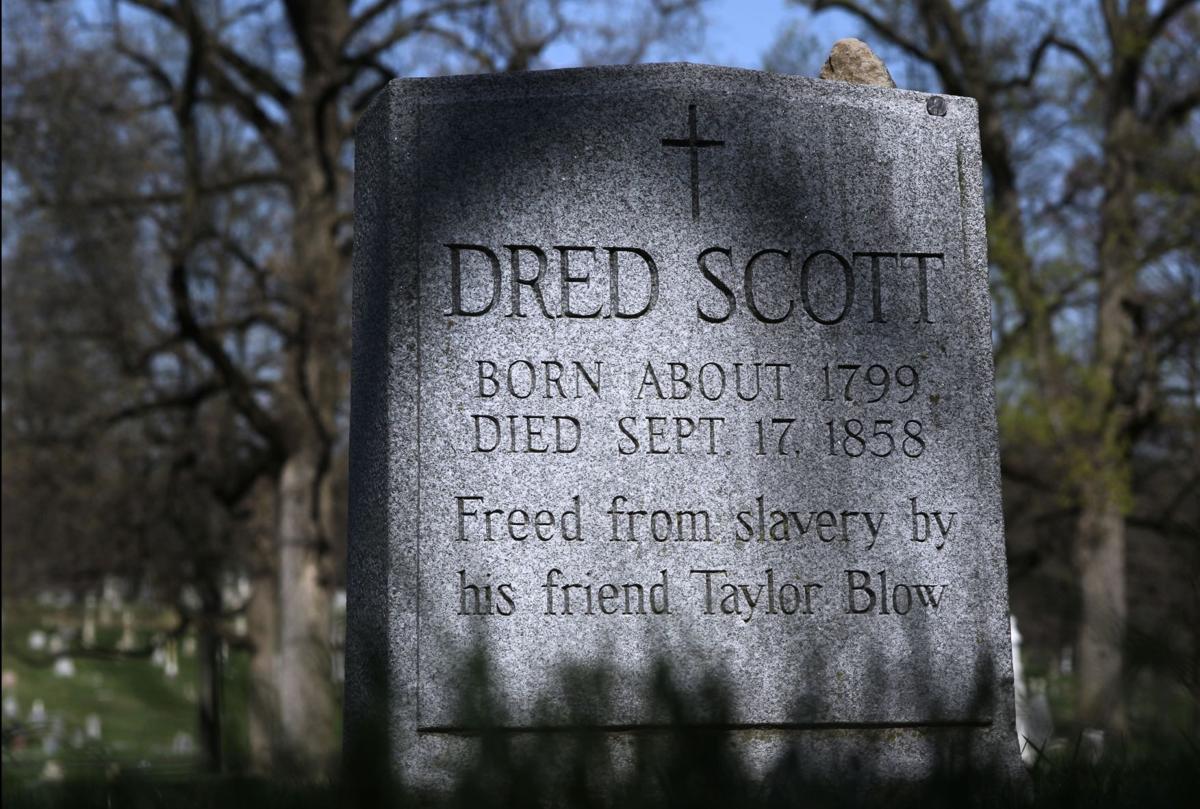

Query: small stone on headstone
[818,38,896,88]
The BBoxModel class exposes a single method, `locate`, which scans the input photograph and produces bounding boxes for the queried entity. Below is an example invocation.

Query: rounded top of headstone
[819,38,897,89]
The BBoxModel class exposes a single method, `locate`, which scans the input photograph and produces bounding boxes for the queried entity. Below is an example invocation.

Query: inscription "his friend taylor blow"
[444,243,942,325]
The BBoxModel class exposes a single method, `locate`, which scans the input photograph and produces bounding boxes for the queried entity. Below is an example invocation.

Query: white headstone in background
[82,607,97,648]
[171,731,195,754]
[117,610,136,651]
[85,713,103,740]
[164,640,179,678]
[1010,615,1053,764]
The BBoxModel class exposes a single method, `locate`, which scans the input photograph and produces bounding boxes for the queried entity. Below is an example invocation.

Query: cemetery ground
[1,600,256,778]
[3,596,1198,807]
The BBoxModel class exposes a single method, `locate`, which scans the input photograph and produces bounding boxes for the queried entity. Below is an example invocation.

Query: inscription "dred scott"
[446,243,943,325]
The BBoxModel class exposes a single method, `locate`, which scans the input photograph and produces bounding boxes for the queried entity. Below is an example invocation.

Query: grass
[2,736,1198,808]
[4,603,1198,807]
[2,601,252,774]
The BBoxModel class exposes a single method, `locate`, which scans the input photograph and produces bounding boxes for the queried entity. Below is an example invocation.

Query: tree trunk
[1073,85,1141,734]
[276,447,337,772]
[197,592,224,773]
[1074,475,1127,732]
[272,4,351,771]
[247,529,279,774]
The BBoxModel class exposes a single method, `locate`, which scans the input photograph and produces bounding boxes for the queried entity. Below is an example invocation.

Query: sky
[533,0,865,76]
[701,0,858,70]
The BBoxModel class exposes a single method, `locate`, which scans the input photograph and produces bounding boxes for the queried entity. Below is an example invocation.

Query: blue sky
[532,0,865,75]
[702,0,859,69]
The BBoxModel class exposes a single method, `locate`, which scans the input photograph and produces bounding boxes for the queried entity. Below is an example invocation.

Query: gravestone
[82,597,97,648]
[116,610,135,651]
[85,713,102,740]
[349,63,1021,786]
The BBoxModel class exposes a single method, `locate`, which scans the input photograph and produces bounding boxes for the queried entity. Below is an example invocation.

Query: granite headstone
[349,63,1021,785]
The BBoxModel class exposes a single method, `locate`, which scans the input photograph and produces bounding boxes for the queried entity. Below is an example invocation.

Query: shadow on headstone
[340,639,1036,808]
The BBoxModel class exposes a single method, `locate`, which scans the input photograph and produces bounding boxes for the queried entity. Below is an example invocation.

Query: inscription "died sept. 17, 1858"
[348,63,1021,784]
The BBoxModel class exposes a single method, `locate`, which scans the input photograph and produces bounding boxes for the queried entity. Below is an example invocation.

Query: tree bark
[276,447,337,771]
[197,588,224,773]
[1074,477,1128,731]
[247,529,280,774]
[1071,30,1144,725]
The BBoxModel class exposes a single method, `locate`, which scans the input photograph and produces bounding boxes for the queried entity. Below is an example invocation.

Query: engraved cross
[660,104,725,221]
